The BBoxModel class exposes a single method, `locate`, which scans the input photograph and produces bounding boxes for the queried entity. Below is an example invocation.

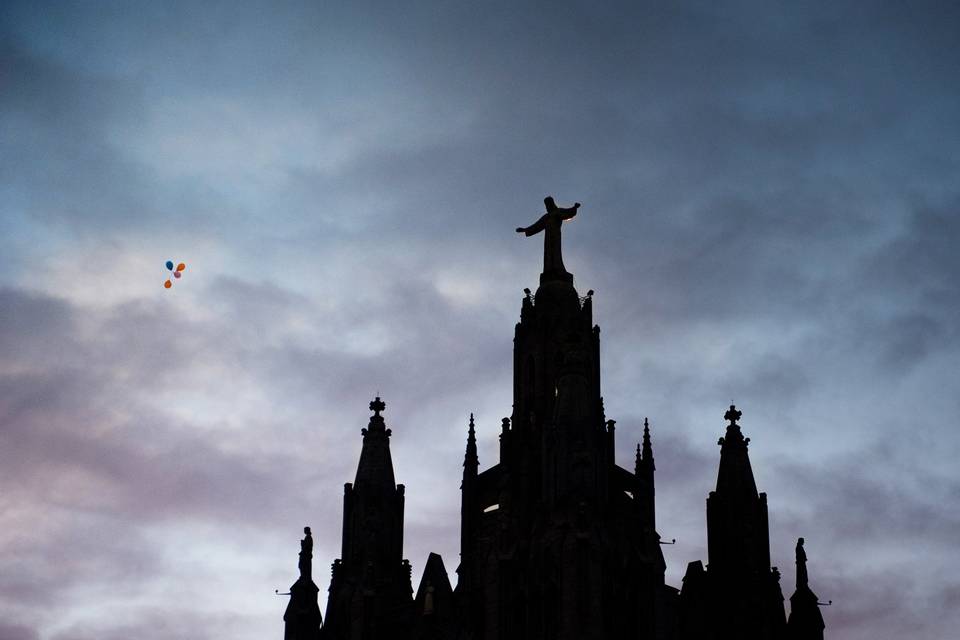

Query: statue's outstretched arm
[557,202,581,220]
[517,213,549,236]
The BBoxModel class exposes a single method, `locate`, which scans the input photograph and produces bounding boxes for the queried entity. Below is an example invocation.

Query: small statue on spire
[796,537,808,589]
[299,526,313,580]
[516,196,581,276]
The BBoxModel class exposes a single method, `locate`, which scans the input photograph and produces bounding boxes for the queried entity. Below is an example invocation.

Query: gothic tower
[321,397,414,640]
[456,197,675,640]
[679,405,787,640]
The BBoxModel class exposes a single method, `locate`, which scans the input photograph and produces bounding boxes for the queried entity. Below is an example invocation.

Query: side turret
[321,397,413,640]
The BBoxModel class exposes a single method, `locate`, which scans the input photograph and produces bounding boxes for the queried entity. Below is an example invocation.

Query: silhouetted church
[281,198,828,640]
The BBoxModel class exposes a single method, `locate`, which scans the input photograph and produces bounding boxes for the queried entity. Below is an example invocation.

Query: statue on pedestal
[298,526,313,580]
[516,196,580,276]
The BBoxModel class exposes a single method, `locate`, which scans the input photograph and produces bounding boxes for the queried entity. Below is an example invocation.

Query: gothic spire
[464,413,478,470]
[714,404,758,498]
[635,417,657,531]
[354,396,397,490]
[641,417,655,471]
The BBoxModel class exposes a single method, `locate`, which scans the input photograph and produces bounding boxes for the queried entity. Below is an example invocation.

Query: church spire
[715,404,758,499]
[354,396,396,490]
[635,417,656,530]
[464,413,478,470]
[324,397,412,637]
[641,417,655,471]
[459,413,480,620]
[707,404,771,572]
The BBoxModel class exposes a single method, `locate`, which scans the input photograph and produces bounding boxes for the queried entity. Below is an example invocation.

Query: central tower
[456,198,674,640]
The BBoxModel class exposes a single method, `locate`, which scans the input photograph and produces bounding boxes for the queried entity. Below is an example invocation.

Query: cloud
[2,2,960,639]
[0,621,39,640]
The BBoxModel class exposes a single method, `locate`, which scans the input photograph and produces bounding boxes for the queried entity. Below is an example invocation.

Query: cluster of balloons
[164,260,186,289]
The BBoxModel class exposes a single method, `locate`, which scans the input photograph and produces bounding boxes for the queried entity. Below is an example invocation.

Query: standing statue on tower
[795,537,808,588]
[299,526,313,580]
[284,526,321,640]
[516,196,580,276]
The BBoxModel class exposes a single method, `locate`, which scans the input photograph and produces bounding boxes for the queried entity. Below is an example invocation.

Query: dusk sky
[2,1,959,638]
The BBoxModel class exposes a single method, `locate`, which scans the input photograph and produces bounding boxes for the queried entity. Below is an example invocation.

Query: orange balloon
[176,263,186,272]
[164,280,172,288]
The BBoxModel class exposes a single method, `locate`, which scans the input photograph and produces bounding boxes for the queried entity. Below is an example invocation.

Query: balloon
[176,263,186,272]
[166,261,174,271]
[174,271,181,279]
[164,280,172,288]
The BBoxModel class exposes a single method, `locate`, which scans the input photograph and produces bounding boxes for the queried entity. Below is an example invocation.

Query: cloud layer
[2,1,959,638]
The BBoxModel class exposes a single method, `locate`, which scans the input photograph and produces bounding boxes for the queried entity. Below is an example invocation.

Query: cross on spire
[370,396,386,416]
[724,404,742,426]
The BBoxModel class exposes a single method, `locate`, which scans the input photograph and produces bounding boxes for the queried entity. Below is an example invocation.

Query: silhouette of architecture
[318,397,414,640]
[786,539,826,640]
[676,406,788,640]
[283,526,322,640]
[282,197,828,639]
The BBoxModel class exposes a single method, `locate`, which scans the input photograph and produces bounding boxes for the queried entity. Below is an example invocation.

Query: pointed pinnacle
[464,413,479,468]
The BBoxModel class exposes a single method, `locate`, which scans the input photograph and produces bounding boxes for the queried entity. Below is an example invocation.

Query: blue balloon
[165,260,174,271]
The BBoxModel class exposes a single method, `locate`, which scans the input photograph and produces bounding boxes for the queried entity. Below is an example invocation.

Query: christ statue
[516,196,580,275]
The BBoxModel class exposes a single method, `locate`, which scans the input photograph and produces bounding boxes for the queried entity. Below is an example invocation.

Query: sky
[1,1,959,638]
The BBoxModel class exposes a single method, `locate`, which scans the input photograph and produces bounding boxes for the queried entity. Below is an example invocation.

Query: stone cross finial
[370,396,386,416]
[724,404,742,426]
